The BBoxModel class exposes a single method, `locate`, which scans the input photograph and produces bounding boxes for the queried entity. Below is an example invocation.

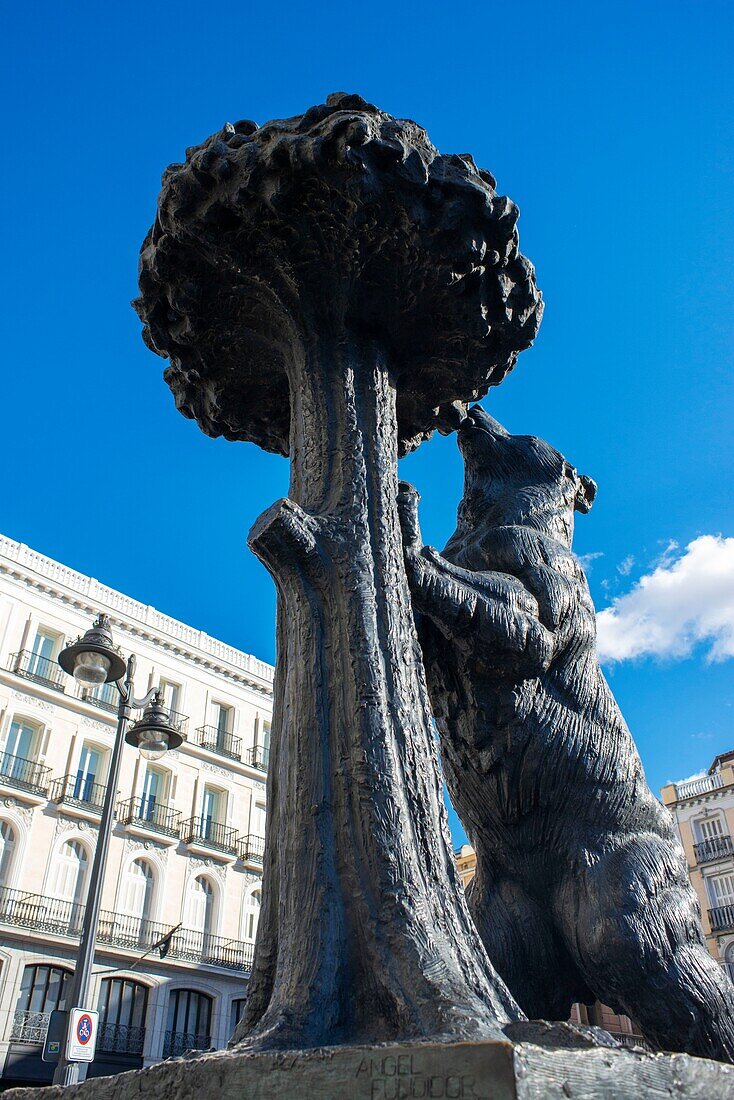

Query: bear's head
[452,405,596,547]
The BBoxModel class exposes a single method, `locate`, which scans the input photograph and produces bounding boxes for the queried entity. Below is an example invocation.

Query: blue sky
[2,1,732,843]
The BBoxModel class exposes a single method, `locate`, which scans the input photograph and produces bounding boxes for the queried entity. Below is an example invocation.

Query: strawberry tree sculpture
[135,93,543,1051]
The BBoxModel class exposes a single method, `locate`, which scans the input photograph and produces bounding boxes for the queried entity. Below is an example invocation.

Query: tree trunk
[235,335,520,1050]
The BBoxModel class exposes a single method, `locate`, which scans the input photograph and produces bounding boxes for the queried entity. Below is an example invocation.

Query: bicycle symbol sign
[76,1014,93,1045]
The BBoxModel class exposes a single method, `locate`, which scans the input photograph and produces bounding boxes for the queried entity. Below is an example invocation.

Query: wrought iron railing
[244,745,269,772]
[155,708,189,737]
[181,815,239,856]
[0,752,51,796]
[239,833,265,864]
[162,1029,211,1059]
[117,796,181,839]
[609,1031,649,1050]
[8,649,66,692]
[0,885,85,936]
[97,1022,146,1055]
[78,681,119,714]
[196,725,242,762]
[693,835,733,864]
[51,772,107,813]
[709,904,734,932]
[10,1009,52,1044]
[0,886,253,971]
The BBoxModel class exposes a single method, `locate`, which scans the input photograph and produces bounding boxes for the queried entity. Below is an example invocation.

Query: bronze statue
[399,404,734,1062]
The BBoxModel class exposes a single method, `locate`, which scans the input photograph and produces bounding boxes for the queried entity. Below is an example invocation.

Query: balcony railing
[163,1029,212,1059]
[78,682,119,715]
[609,1032,649,1050]
[196,725,242,762]
[117,796,181,839]
[709,904,734,933]
[675,773,724,800]
[181,815,239,857]
[0,886,254,971]
[0,886,84,937]
[0,752,51,797]
[239,833,265,865]
[98,1022,146,1056]
[8,649,66,692]
[10,1009,53,1044]
[244,745,270,772]
[51,773,107,814]
[693,835,733,864]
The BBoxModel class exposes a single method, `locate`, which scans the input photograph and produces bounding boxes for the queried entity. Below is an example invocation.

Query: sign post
[66,1008,99,1064]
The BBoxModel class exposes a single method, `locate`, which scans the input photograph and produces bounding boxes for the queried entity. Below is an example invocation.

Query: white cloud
[617,554,635,576]
[596,535,734,664]
[578,551,604,573]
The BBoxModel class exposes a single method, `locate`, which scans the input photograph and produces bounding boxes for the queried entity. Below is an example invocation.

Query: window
[160,680,180,716]
[2,719,39,772]
[250,801,266,840]
[74,743,104,802]
[186,875,216,937]
[229,996,247,1037]
[27,629,57,677]
[52,839,89,912]
[254,719,271,768]
[212,703,232,735]
[97,978,148,1056]
[163,989,212,1058]
[243,887,261,942]
[0,821,16,887]
[202,786,224,833]
[11,964,72,1043]
[140,765,169,821]
[119,859,155,924]
[84,679,117,710]
[709,873,734,908]
[696,816,725,842]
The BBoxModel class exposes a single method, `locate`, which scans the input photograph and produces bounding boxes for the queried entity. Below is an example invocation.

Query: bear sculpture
[398,404,734,1062]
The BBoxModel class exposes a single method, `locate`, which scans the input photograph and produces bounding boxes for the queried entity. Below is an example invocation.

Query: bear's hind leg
[565,834,734,1063]
[469,861,594,1021]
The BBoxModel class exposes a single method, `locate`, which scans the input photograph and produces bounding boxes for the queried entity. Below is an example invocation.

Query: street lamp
[53,614,182,1087]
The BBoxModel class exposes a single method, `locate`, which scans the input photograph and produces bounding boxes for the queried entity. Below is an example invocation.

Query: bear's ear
[574,474,597,514]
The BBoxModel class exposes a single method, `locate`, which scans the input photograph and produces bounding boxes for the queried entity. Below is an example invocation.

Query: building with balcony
[661,752,734,985]
[0,533,274,1087]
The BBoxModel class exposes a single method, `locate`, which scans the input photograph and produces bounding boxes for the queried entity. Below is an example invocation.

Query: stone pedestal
[7,1029,733,1100]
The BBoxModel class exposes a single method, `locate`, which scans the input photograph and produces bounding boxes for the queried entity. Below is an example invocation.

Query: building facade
[661,752,734,984]
[0,533,274,1088]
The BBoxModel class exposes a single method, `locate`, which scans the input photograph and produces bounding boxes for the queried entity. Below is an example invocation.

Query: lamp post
[52,614,183,1087]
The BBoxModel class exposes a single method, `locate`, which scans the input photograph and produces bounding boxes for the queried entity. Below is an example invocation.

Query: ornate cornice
[0,534,274,698]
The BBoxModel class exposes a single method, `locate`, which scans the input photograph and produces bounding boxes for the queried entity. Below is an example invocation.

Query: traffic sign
[67,1008,99,1062]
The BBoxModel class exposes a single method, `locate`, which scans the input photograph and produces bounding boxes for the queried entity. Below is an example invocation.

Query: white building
[0,533,274,1088]
[661,753,734,983]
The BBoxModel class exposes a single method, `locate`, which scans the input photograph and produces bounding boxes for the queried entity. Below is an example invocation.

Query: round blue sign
[76,1013,93,1045]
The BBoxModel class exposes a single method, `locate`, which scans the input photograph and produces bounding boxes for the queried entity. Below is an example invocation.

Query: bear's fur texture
[398,404,734,1062]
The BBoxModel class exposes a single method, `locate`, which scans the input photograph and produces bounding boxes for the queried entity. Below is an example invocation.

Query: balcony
[239,833,265,865]
[0,752,51,799]
[709,904,734,933]
[244,745,270,772]
[674,773,724,800]
[609,1032,649,1051]
[181,815,239,859]
[51,773,107,816]
[694,835,733,864]
[10,1009,53,1044]
[0,886,84,937]
[163,1030,212,1059]
[117,796,181,842]
[196,725,242,762]
[8,649,65,693]
[98,1022,146,1056]
[164,708,189,738]
[0,886,254,971]
[78,682,118,715]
